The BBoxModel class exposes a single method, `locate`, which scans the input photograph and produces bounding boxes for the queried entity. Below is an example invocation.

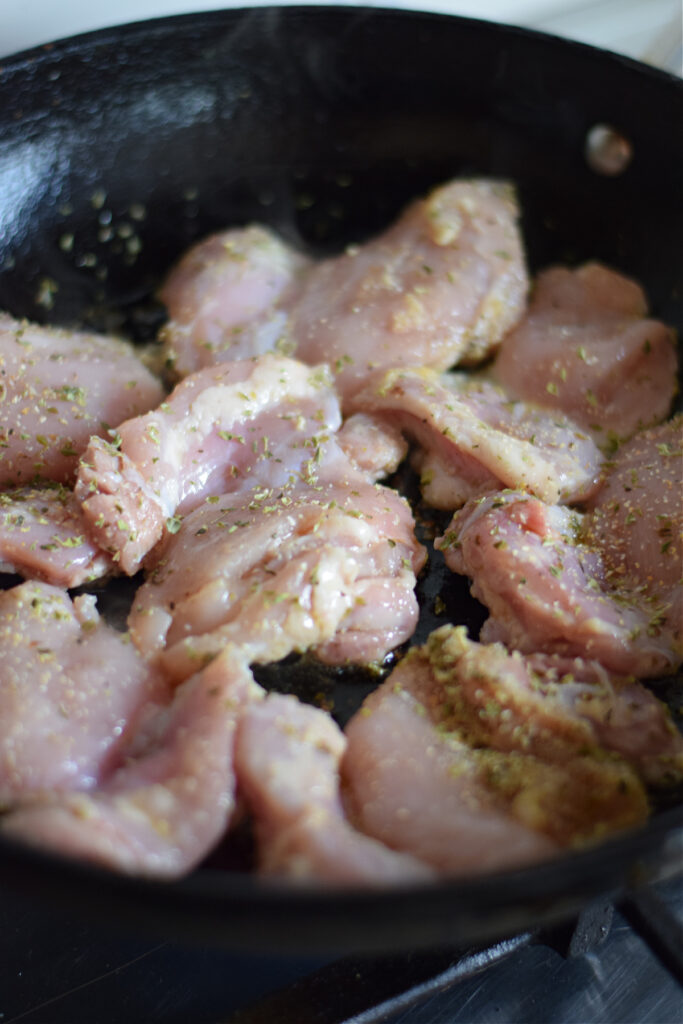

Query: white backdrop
[1,0,681,68]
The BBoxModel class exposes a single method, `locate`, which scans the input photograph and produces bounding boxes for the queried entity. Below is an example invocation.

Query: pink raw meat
[288,179,528,401]
[75,355,341,574]
[0,581,165,807]
[1,646,257,877]
[0,485,113,587]
[348,367,602,508]
[343,639,647,875]
[0,313,164,486]
[235,692,433,884]
[492,263,677,442]
[159,224,310,377]
[129,477,425,680]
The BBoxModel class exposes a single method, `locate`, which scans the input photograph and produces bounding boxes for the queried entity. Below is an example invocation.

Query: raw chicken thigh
[492,263,677,441]
[1,647,257,878]
[349,367,602,508]
[438,491,679,678]
[409,626,683,788]
[438,416,681,677]
[289,179,528,401]
[159,225,310,377]
[584,417,682,607]
[0,313,164,486]
[235,692,433,884]
[75,354,341,574]
[343,631,647,876]
[0,485,112,587]
[155,180,528,402]
[129,477,425,680]
[0,581,165,807]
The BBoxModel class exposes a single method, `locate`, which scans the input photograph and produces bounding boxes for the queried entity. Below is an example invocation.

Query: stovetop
[1,876,681,1023]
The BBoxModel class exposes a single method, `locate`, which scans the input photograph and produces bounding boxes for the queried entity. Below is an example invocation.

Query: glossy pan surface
[0,6,681,954]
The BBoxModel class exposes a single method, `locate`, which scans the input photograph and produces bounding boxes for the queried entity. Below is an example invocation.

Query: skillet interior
[0,6,681,954]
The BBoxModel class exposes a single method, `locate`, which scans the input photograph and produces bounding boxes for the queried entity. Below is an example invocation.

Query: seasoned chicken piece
[159,225,310,378]
[343,643,648,876]
[129,478,425,681]
[75,355,340,574]
[492,263,677,442]
[337,413,408,481]
[0,485,113,587]
[437,489,680,678]
[349,367,602,508]
[0,313,164,486]
[235,692,434,885]
[0,581,166,808]
[416,626,683,788]
[1,647,257,878]
[584,417,682,605]
[288,179,528,401]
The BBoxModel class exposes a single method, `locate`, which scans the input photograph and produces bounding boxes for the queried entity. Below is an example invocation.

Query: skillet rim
[0,803,680,954]
[1,3,682,86]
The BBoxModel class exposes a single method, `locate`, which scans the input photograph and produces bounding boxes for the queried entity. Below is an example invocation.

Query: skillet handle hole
[585,123,633,176]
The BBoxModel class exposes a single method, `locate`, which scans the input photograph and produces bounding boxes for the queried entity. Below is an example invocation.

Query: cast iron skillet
[0,7,681,955]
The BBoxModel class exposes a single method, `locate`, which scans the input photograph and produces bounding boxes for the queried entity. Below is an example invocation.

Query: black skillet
[0,7,681,956]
